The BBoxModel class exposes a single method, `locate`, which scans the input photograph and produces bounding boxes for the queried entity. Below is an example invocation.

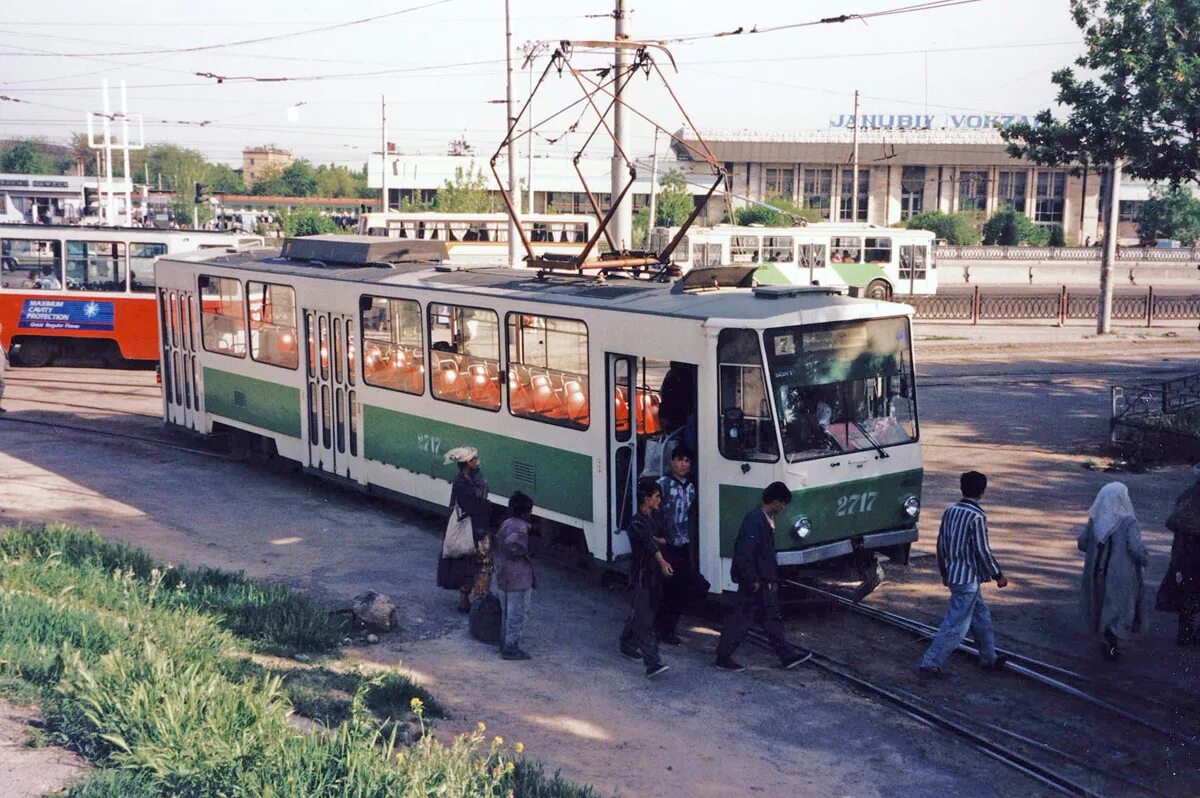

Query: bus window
[247,282,299,369]
[130,242,167,293]
[2,238,62,290]
[799,243,826,271]
[864,237,892,264]
[730,235,760,264]
[199,275,246,357]
[506,313,589,430]
[66,241,126,291]
[899,245,928,282]
[716,329,778,462]
[362,296,424,395]
[763,236,794,263]
[830,236,861,264]
[428,302,500,411]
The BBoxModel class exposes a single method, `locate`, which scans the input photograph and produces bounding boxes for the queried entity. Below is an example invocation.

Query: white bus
[357,212,594,264]
[651,223,937,299]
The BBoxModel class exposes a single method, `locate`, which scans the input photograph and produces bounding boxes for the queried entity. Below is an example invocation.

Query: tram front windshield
[764,317,917,462]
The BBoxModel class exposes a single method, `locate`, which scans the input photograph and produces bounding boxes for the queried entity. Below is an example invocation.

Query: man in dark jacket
[714,482,811,671]
[1157,463,1200,645]
[619,478,673,678]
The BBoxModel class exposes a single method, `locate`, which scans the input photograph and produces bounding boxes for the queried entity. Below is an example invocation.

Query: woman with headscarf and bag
[1078,482,1149,661]
[438,446,492,613]
[1156,463,1200,646]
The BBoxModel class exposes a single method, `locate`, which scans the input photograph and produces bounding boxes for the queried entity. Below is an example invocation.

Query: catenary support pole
[381,95,388,213]
[504,0,523,267]
[851,90,860,223]
[647,127,659,238]
[1098,160,1122,334]
[610,0,632,251]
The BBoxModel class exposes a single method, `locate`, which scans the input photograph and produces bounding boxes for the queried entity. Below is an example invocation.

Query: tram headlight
[903,495,920,518]
[791,516,812,540]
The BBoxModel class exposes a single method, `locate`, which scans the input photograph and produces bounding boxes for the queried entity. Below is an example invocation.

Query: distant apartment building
[242,146,293,187]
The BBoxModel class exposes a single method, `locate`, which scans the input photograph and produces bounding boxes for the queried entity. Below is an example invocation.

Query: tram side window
[199,275,247,357]
[864,237,892,264]
[729,235,760,264]
[247,281,298,369]
[762,236,793,263]
[506,313,589,430]
[66,241,126,291]
[1,238,62,290]
[830,236,862,264]
[129,242,167,294]
[428,303,500,410]
[361,295,425,395]
[717,329,779,462]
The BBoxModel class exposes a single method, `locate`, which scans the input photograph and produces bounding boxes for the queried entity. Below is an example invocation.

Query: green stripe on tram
[362,406,594,521]
[203,368,303,439]
[718,467,924,557]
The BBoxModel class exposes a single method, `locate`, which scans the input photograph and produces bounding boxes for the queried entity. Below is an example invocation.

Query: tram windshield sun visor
[764,317,918,463]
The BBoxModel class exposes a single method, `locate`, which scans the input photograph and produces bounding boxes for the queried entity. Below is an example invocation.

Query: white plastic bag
[442,504,476,558]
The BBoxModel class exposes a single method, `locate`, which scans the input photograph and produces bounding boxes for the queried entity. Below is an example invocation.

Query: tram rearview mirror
[359,295,373,312]
[197,275,210,290]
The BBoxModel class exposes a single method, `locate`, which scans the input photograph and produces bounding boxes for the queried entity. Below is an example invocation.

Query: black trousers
[656,544,699,637]
[620,582,662,669]
[715,582,797,663]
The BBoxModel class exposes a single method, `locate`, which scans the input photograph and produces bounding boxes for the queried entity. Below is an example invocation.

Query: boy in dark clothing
[619,478,673,678]
[715,481,811,671]
[656,444,701,644]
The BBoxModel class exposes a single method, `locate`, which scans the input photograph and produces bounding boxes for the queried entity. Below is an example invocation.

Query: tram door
[160,288,203,431]
[606,354,637,560]
[304,310,364,483]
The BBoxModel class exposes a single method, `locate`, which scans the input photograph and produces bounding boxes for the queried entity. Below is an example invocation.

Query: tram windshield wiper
[853,421,890,458]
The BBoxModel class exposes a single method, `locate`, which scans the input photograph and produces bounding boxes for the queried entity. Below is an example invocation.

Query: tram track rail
[0,414,230,460]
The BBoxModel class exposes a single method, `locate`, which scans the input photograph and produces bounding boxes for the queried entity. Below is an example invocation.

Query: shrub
[732,195,822,226]
[1047,223,1066,247]
[982,207,1049,245]
[282,209,337,237]
[904,211,982,245]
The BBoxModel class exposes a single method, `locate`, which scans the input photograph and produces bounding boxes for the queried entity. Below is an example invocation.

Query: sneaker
[781,650,813,670]
[659,632,683,646]
[715,657,747,672]
[918,665,945,679]
[645,663,669,679]
[619,646,642,661]
[501,648,532,661]
[980,654,1009,672]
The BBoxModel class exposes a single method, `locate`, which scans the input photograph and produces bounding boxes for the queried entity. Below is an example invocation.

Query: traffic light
[194,182,208,204]
[82,187,99,215]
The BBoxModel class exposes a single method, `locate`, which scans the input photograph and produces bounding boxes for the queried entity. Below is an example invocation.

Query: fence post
[1146,285,1154,328]
[972,285,981,325]
[1059,285,1068,327]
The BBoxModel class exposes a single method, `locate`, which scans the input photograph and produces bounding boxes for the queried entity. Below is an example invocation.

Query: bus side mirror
[197,275,210,290]
[359,295,373,313]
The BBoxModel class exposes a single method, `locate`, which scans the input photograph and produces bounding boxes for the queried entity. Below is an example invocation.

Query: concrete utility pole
[1098,159,1122,334]
[504,0,523,267]
[850,90,860,223]
[610,0,632,251]
[381,95,388,213]
[647,127,659,235]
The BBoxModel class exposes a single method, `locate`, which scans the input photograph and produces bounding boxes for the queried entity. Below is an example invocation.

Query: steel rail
[784,579,1192,747]
[740,629,1101,798]
[0,415,230,460]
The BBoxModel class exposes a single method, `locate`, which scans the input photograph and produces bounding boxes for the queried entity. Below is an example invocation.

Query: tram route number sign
[18,299,115,332]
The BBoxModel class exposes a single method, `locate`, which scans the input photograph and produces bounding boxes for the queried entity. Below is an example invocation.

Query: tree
[1135,185,1200,245]
[654,169,695,227]
[982,208,1050,246]
[315,164,366,198]
[282,209,336,237]
[731,195,822,226]
[1001,0,1200,330]
[1,140,53,174]
[433,165,494,213]
[147,144,208,191]
[250,163,288,196]
[904,211,982,245]
[207,164,247,195]
[280,160,319,197]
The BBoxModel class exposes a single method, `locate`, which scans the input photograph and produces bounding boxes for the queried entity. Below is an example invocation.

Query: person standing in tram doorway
[656,444,706,644]
[919,471,1008,677]
[715,482,812,672]
[439,447,492,614]
[1156,463,1200,646]
[619,478,672,679]
[1078,482,1149,661]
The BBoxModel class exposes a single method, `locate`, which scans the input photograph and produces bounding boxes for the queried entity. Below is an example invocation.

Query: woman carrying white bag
[438,446,492,613]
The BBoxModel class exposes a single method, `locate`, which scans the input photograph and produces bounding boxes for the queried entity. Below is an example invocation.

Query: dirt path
[0,701,89,797]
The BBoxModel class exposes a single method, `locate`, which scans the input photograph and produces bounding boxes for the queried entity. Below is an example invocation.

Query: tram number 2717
[835,491,878,517]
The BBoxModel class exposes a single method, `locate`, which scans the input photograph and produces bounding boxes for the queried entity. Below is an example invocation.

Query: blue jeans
[494,586,531,651]
[920,582,998,669]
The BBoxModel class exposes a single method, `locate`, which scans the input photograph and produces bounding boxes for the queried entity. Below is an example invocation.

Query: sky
[0,0,1088,169]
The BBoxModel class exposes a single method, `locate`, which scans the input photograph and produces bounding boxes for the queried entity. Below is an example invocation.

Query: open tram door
[303,309,365,485]
[159,286,203,432]
[605,354,637,561]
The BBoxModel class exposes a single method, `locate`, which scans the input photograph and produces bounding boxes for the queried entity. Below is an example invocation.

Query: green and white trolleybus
[156,236,923,592]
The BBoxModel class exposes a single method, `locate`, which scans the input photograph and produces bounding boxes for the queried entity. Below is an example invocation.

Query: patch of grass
[1,524,599,798]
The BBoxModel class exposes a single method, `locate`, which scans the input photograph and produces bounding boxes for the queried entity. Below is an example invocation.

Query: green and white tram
[650,223,937,300]
[156,236,923,592]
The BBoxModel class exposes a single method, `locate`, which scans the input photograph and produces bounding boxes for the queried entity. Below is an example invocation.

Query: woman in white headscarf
[438,446,491,613]
[1078,482,1150,660]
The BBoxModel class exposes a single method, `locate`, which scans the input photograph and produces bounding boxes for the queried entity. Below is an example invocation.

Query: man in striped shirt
[919,471,1009,677]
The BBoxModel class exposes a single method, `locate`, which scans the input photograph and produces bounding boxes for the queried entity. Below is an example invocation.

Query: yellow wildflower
[493,736,504,747]
[514,742,524,754]
[476,721,487,733]
[409,697,424,713]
